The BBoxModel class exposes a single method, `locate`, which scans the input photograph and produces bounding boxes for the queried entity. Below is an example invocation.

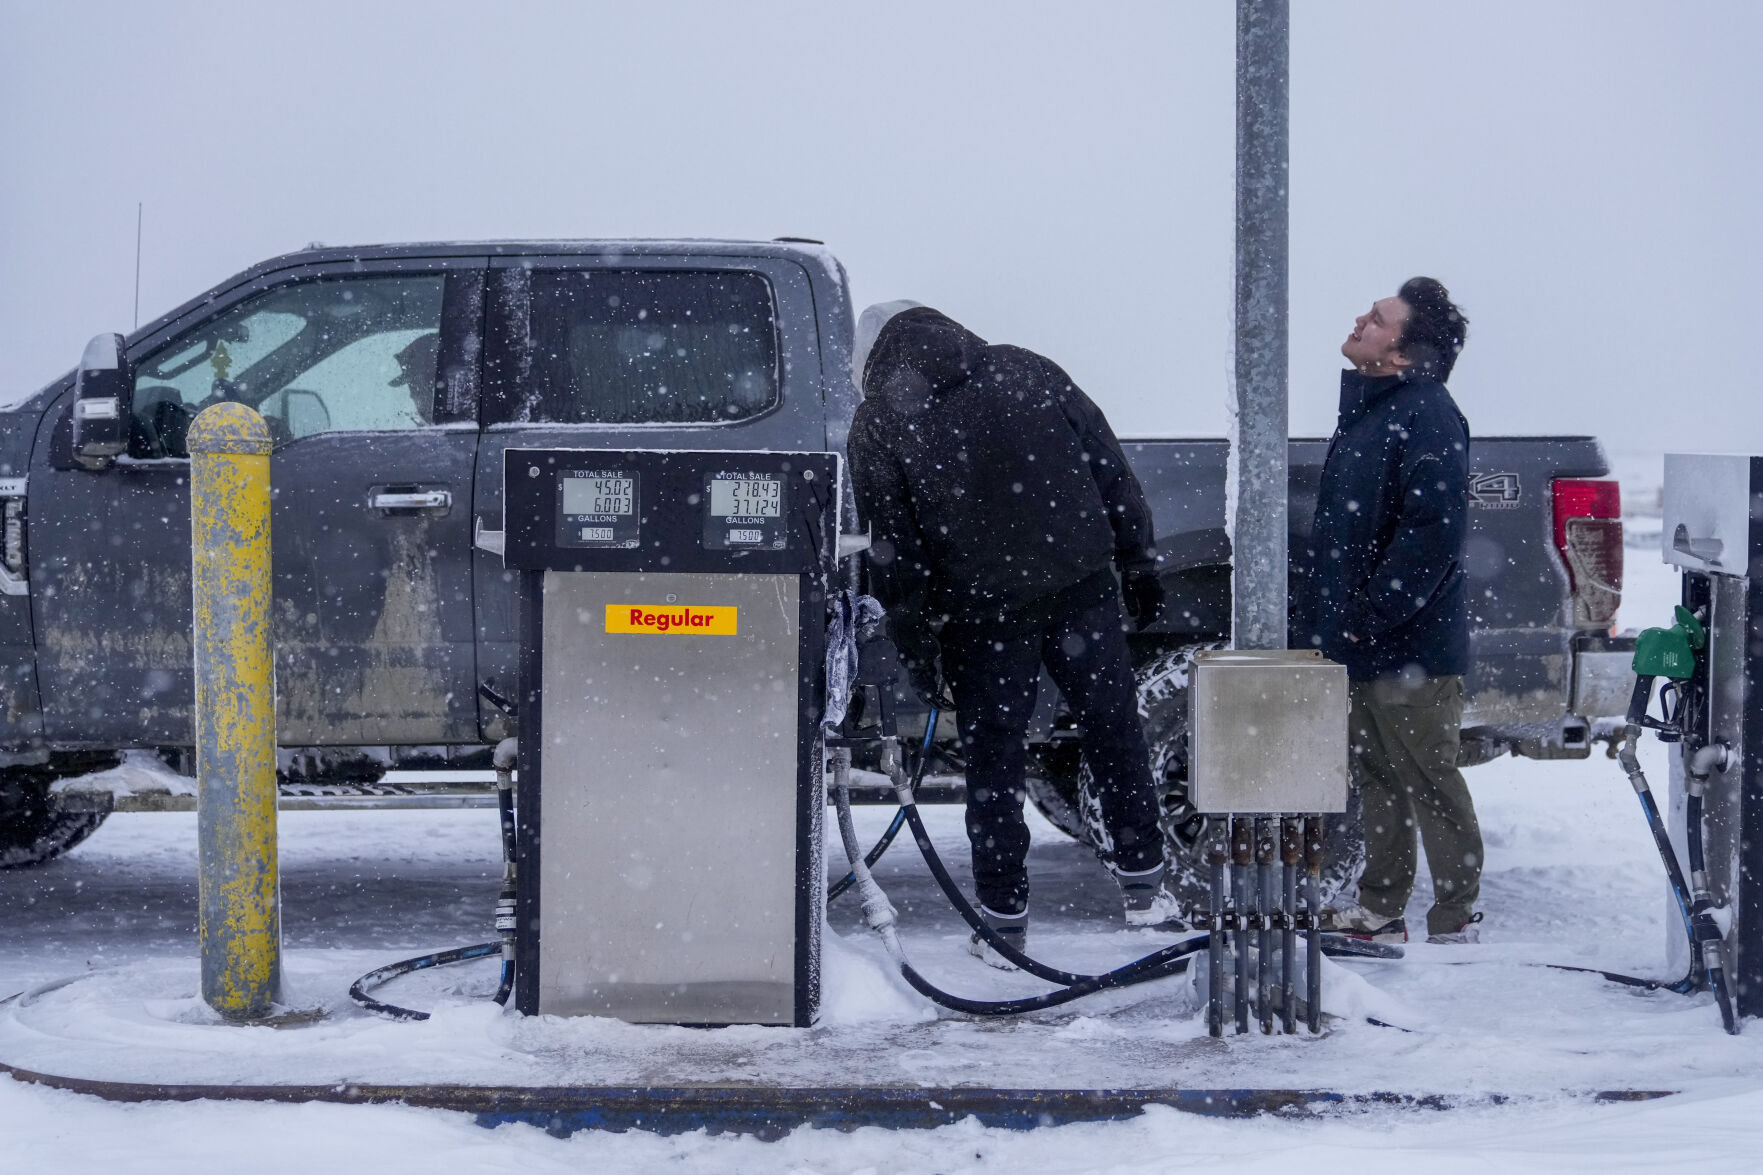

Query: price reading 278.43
[709,476,781,518]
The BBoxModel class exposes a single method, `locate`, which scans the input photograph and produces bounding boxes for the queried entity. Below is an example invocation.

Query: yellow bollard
[189,402,280,1020]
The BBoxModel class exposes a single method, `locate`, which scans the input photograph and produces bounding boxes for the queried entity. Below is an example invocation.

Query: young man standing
[1303,278,1483,945]
[847,303,1172,966]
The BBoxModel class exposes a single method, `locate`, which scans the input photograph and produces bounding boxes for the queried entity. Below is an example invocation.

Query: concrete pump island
[4,413,1763,1132]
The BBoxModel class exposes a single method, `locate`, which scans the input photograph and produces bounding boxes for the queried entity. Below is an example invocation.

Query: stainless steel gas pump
[499,447,840,1026]
[1659,453,1763,1023]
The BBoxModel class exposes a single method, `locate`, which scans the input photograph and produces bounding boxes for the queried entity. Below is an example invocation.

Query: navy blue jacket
[1299,369,1471,681]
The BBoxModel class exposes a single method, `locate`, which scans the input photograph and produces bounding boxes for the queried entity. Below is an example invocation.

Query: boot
[967,903,1028,970]
[1320,901,1408,944]
[1116,863,1181,928]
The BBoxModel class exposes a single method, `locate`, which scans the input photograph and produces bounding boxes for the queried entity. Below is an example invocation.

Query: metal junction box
[1189,649,1349,814]
[501,448,839,1026]
[1661,454,1763,1018]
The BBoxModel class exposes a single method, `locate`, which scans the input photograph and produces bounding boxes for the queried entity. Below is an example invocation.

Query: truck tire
[0,769,110,869]
[1024,643,1365,921]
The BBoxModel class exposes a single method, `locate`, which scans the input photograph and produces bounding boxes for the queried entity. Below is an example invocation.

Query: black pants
[938,570,1164,914]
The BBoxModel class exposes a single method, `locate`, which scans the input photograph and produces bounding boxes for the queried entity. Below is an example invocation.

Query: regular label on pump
[606,604,739,635]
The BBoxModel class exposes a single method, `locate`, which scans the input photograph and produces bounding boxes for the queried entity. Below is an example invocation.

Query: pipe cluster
[1203,814,1324,1036]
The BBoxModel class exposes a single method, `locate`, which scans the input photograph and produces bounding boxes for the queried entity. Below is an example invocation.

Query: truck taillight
[1551,478,1622,630]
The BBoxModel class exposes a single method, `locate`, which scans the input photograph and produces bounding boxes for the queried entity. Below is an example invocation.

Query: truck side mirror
[72,333,134,469]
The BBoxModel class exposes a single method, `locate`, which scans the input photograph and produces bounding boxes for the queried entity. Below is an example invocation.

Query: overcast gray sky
[2,0,1757,451]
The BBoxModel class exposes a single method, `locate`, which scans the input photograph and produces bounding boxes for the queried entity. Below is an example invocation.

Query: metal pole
[1231,816,1253,1033]
[1232,0,1290,651]
[1255,817,1276,1034]
[1304,815,1325,1033]
[190,403,280,1020]
[1206,829,1228,1038]
[1280,816,1300,1034]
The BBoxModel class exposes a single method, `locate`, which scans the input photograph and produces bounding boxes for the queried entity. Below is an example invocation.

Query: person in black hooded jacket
[847,303,1171,964]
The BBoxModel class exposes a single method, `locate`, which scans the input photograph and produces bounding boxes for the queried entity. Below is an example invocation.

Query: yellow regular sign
[606,605,739,636]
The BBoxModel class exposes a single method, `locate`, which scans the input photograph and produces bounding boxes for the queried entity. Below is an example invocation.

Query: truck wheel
[0,770,110,869]
[1024,643,1366,921]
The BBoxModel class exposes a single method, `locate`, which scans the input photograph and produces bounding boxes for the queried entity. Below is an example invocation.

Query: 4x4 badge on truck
[1468,471,1522,509]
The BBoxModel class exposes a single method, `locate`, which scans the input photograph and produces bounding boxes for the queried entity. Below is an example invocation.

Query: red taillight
[1551,478,1623,629]
[1551,478,1620,551]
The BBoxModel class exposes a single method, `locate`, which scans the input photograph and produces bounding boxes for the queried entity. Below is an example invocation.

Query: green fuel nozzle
[1627,605,1707,740]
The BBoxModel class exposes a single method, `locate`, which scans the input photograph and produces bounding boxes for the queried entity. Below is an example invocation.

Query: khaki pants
[1350,674,1483,936]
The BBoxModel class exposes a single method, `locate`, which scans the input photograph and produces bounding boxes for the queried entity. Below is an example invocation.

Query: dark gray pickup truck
[0,240,1628,890]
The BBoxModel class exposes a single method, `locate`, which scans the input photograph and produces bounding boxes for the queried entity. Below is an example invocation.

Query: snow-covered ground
[8,451,1763,1171]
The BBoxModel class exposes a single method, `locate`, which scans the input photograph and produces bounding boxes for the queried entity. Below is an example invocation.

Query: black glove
[1121,572,1167,633]
[888,609,955,710]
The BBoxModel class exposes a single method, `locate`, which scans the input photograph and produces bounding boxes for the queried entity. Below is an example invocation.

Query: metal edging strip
[0,1060,1678,1135]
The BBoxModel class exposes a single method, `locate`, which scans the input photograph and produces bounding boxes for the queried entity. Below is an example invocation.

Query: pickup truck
[0,240,1628,904]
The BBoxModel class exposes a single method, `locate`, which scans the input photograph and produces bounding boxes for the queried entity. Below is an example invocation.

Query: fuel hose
[826,717,936,902]
[1413,729,1729,1012]
[831,709,1212,1017]
[350,742,520,1021]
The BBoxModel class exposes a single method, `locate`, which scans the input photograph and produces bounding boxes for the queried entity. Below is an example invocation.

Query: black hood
[861,307,986,408]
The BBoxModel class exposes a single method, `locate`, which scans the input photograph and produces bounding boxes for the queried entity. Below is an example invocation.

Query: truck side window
[130,275,445,457]
[494,269,779,425]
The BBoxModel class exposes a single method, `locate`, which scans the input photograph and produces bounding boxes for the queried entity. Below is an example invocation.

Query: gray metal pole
[1232,0,1289,651]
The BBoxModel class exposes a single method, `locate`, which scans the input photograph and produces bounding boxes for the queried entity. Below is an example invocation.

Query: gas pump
[500,447,840,1026]
[1656,453,1763,1028]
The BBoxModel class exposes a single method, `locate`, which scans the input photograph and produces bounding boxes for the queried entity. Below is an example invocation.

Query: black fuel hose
[1408,730,1728,1005]
[828,810,908,902]
[351,747,520,1021]
[349,942,501,1021]
[1612,728,1717,1002]
[828,720,936,901]
[832,709,1216,1016]
[1415,958,1693,993]
[896,798,1104,986]
[895,939,1207,1017]
[882,711,1112,984]
[1685,777,1738,1031]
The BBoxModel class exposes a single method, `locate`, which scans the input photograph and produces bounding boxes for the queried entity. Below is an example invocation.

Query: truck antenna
[132,201,142,329]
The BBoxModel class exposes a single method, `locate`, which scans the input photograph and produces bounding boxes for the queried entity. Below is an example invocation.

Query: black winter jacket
[848,307,1156,622]
[1299,368,1471,681]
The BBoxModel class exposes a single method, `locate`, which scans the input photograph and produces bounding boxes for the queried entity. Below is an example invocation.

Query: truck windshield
[130,275,445,457]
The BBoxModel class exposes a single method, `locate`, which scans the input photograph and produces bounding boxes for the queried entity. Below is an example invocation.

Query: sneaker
[1426,912,1483,945]
[968,904,1028,971]
[1116,863,1181,928]
[1320,903,1408,944]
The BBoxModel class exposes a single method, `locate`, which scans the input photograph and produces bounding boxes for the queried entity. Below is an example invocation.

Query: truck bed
[1120,434,1613,734]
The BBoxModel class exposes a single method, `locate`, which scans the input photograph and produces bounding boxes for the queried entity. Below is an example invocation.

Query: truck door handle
[370,489,452,512]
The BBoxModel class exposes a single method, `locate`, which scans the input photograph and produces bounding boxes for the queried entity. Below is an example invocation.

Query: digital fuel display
[557,469,641,548]
[709,476,781,518]
[563,475,634,517]
[703,472,788,551]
